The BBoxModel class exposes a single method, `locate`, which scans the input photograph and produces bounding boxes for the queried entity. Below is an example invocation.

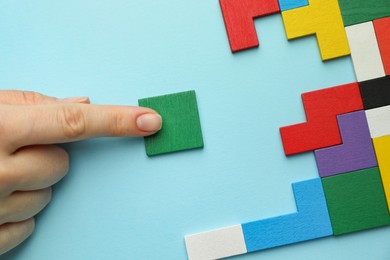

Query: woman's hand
[0,90,161,255]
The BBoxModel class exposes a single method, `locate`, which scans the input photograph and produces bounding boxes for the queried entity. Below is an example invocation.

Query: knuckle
[21,91,44,105]
[110,111,130,136]
[57,106,87,139]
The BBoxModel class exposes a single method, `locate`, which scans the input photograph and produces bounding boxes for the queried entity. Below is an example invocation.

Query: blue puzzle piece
[242,178,333,252]
[278,0,308,11]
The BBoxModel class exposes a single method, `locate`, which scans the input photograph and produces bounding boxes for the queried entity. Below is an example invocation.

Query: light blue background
[0,1,389,259]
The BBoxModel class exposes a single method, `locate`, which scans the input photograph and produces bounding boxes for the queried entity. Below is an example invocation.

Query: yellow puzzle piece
[373,135,390,213]
[281,0,350,61]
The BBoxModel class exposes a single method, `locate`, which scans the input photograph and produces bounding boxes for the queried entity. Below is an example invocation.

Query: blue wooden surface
[0,1,389,259]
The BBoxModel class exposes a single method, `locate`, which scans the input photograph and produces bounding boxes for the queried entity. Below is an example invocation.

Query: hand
[0,90,162,255]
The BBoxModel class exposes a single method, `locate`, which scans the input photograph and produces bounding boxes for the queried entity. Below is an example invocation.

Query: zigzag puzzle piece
[281,0,350,60]
[219,0,280,53]
[314,111,377,178]
[280,82,363,155]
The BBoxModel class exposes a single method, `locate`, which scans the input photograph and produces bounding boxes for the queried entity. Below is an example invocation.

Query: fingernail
[60,97,90,104]
[136,114,162,132]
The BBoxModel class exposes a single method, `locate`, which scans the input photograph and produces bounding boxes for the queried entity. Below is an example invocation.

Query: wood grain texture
[138,90,204,156]
[219,0,280,53]
[373,135,390,213]
[185,225,247,260]
[374,17,390,76]
[278,0,308,11]
[359,76,390,110]
[322,167,390,236]
[345,22,385,82]
[281,0,350,61]
[365,105,390,138]
[280,82,363,155]
[338,0,390,26]
[242,178,333,252]
[314,111,377,178]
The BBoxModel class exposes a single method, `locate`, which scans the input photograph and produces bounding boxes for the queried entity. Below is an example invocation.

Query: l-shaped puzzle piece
[185,178,333,259]
[242,178,333,252]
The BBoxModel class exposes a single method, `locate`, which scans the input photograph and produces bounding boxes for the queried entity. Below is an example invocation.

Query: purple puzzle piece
[314,111,377,178]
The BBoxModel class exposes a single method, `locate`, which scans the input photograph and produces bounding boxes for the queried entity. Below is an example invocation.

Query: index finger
[1,103,162,151]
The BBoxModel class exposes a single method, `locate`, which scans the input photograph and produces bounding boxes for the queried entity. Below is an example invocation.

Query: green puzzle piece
[138,90,204,156]
[338,0,390,26]
[322,167,390,236]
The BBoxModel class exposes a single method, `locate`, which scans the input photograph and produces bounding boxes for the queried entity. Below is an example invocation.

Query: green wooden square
[338,0,390,26]
[322,167,390,236]
[138,90,204,156]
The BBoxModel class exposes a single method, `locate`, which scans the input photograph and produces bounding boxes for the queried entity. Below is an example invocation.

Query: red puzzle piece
[374,17,390,76]
[219,0,280,53]
[280,83,363,156]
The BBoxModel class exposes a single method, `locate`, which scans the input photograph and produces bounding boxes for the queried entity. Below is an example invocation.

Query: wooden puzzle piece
[281,0,350,61]
[278,0,308,12]
[219,0,280,52]
[280,82,363,155]
[373,135,390,213]
[374,17,390,76]
[345,22,386,82]
[314,111,377,178]
[184,179,332,258]
[138,90,204,156]
[185,225,247,260]
[359,76,390,110]
[365,105,390,138]
[338,0,390,26]
[242,178,333,252]
[322,167,390,236]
